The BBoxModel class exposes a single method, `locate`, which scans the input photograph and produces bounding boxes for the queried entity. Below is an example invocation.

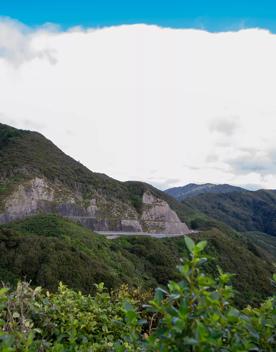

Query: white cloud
[209,116,240,136]
[1,20,276,189]
[226,148,276,175]
[0,17,57,66]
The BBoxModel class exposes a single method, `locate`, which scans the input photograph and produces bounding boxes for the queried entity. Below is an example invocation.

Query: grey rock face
[141,192,190,234]
[0,178,190,234]
[0,178,55,223]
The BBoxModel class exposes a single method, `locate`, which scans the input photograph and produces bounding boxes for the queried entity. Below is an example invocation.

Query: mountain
[165,183,245,201]
[184,190,276,236]
[0,123,275,306]
[0,123,192,234]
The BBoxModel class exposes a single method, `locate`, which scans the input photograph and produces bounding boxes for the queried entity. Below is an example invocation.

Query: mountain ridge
[165,182,247,201]
[183,189,276,237]
[0,123,192,234]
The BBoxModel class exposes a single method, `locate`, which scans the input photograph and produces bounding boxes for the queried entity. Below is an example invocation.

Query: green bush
[0,282,143,351]
[0,237,275,351]
[146,237,276,351]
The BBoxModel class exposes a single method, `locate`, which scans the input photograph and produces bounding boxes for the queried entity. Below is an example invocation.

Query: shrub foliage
[0,237,275,351]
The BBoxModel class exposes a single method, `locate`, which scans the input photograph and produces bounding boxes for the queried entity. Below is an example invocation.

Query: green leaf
[228,308,240,318]
[154,287,168,303]
[123,301,134,312]
[196,240,207,252]
[0,288,8,296]
[184,236,195,253]
[184,337,198,345]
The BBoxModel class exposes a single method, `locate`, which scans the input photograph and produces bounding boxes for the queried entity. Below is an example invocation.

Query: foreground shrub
[0,282,143,351]
[0,237,275,351]
[146,237,276,351]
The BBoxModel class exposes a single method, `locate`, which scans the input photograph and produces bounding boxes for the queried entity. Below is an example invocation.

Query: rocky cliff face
[141,192,190,234]
[0,177,190,234]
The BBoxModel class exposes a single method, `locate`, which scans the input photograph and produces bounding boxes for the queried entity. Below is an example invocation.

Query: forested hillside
[166,183,245,200]
[0,214,275,306]
[184,190,276,236]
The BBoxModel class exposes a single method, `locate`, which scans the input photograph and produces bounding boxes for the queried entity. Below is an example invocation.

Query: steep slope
[0,214,182,292]
[0,123,190,234]
[242,231,276,262]
[0,214,274,306]
[184,190,276,236]
[166,183,245,201]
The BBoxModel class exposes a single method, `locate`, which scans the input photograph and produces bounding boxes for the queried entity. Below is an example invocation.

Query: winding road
[95,230,197,239]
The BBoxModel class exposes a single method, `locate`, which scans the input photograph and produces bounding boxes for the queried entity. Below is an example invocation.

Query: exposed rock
[120,219,143,232]
[0,178,55,223]
[86,199,98,216]
[0,178,190,234]
[141,192,190,234]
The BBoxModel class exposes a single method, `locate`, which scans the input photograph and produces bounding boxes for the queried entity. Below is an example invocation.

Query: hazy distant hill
[165,183,245,201]
[184,189,276,236]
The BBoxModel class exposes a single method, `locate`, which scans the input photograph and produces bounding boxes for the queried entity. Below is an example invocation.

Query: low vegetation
[0,237,275,351]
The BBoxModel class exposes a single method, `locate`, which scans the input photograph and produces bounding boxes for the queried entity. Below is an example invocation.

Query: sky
[1,1,276,32]
[1,1,276,190]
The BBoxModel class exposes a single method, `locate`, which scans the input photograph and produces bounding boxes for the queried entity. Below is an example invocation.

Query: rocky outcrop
[0,178,190,234]
[0,178,55,223]
[141,192,190,234]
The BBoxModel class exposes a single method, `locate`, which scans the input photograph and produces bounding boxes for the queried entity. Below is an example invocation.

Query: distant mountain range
[165,183,246,201]
[166,183,276,237]
[183,189,276,237]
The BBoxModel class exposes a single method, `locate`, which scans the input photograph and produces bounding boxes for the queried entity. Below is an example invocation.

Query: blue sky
[0,0,276,31]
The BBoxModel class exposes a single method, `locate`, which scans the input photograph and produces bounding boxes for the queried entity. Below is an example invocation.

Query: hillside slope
[1,123,275,306]
[0,214,274,306]
[184,190,276,236]
[0,123,192,234]
[166,183,245,201]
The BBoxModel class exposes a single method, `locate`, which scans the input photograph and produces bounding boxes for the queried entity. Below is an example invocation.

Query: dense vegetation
[0,214,275,307]
[0,237,275,351]
[0,214,183,292]
[0,123,128,202]
[184,190,276,236]
[0,123,198,224]
[165,183,244,201]
[242,231,276,262]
